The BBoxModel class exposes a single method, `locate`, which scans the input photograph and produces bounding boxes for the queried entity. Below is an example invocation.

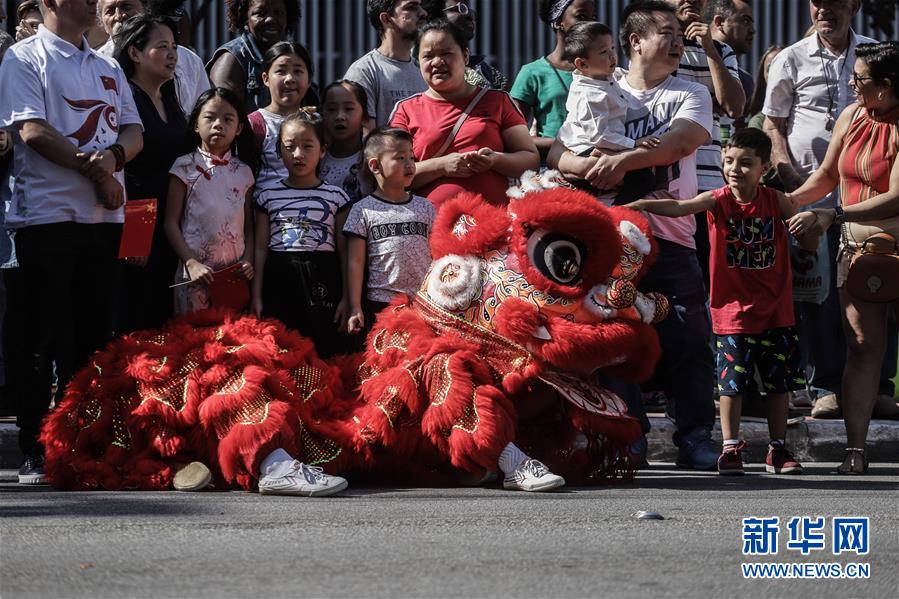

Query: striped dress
[839,105,899,247]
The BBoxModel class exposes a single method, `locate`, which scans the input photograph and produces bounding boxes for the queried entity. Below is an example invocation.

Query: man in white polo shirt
[96,0,210,115]
[0,0,143,484]
[762,0,877,419]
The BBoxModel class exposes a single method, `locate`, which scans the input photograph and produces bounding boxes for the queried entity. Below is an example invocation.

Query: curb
[645,416,899,463]
[2,417,898,468]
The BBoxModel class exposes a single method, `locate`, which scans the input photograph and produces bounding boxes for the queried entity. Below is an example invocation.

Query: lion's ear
[429,192,511,259]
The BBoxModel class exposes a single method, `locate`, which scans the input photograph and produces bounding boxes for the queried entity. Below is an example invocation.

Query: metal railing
[4,1,897,90]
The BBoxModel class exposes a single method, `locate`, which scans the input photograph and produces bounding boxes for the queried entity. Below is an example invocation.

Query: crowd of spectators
[0,0,897,484]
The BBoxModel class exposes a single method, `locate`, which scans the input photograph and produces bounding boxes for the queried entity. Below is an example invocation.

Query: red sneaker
[766,444,803,474]
[717,442,745,475]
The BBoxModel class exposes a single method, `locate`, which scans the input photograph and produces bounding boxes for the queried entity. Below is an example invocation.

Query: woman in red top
[788,42,899,474]
[389,20,539,208]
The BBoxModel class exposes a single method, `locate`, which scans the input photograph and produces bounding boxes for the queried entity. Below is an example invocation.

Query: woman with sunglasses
[423,0,509,91]
[787,42,899,474]
[509,0,596,161]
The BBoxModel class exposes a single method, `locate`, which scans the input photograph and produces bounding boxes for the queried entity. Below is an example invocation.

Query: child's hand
[636,135,661,149]
[787,211,816,236]
[333,297,350,330]
[185,259,214,285]
[96,177,124,210]
[442,153,474,178]
[124,256,149,267]
[464,148,497,173]
[346,308,365,335]
[237,260,254,280]
[626,200,648,212]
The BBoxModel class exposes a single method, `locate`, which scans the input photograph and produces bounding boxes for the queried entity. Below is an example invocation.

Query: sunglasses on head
[443,1,470,15]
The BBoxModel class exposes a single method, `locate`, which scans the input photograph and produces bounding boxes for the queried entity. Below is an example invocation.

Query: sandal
[836,448,868,475]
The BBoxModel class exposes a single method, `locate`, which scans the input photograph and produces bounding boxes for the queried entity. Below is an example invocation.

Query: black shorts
[715,327,806,396]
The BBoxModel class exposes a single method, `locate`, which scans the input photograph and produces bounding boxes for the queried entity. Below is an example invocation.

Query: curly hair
[225,0,301,33]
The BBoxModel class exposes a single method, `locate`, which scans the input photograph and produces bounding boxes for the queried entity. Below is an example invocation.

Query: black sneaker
[18,453,47,485]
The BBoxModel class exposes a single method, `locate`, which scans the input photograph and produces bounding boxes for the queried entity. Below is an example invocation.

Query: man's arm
[18,119,88,171]
[583,118,710,189]
[687,24,745,119]
[763,115,804,192]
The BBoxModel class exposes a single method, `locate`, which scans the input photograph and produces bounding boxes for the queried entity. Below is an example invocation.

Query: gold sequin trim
[376,385,403,428]
[292,365,326,403]
[297,422,342,466]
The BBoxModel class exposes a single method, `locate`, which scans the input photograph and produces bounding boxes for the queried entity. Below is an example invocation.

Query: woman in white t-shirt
[319,80,371,203]
[247,42,313,199]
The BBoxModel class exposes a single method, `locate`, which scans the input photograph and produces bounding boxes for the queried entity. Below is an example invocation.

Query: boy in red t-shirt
[628,128,806,476]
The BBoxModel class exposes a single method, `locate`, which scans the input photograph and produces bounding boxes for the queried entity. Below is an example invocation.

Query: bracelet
[107,143,126,172]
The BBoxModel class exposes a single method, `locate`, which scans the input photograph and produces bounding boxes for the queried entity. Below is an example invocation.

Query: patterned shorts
[715,327,806,395]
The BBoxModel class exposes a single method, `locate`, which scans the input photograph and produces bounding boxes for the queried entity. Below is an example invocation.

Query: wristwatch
[833,205,845,225]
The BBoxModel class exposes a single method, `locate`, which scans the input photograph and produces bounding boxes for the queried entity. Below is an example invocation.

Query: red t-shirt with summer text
[707,185,794,335]
[389,88,527,208]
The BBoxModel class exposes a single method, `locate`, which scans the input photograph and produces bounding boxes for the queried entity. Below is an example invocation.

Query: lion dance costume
[41,175,668,490]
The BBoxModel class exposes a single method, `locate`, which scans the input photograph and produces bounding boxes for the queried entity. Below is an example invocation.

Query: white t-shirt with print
[255,182,351,252]
[617,72,713,249]
[320,151,364,203]
[0,26,142,228]
[343,193,435,303]
[252,108,289,201]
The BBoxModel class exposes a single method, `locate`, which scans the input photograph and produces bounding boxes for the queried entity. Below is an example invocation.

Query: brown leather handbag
[845,232,899,303]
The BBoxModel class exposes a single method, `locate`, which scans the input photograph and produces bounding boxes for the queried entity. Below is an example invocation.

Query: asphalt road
[1,463,897,599]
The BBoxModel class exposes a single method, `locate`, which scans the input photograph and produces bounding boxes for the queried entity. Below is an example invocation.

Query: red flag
[118,199,157,258]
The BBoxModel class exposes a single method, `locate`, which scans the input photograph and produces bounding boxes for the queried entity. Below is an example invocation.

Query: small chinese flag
[209,262,250,312]
[118,199,157,258]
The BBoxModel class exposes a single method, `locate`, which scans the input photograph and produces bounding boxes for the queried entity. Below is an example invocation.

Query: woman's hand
[441,153,473,178]
[464,148,498,173]
[237,259,254,280]
[185,258,214,285]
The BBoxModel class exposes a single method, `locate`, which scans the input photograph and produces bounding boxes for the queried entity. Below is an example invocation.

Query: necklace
[818,37,850,132]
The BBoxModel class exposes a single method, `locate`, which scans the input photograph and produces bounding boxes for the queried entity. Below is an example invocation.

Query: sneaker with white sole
[502,459,565,492]
[18,453,47,485]
[173,462,213,491]
[258,461,348,497]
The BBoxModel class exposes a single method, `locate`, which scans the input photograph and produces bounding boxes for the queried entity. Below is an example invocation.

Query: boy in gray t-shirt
[343,129,434,335]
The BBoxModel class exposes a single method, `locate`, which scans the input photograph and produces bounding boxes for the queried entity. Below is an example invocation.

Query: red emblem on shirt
[100,76,118,93]
[63,97,119,147]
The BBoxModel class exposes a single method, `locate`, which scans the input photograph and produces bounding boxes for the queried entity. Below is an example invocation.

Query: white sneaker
[503,459,565,492]
[258,461,348,497]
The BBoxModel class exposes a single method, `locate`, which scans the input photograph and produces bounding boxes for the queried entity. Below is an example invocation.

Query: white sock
[723,438,741,447]
[498,442,529,475]
[260,448,296,479]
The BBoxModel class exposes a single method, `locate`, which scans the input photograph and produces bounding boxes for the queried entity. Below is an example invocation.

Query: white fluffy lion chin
[425,254,483,312]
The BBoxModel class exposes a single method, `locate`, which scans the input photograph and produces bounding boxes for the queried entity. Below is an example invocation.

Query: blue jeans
[637,238,716,443]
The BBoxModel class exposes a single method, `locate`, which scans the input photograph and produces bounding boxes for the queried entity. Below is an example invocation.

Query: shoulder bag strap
[431,87,490,160]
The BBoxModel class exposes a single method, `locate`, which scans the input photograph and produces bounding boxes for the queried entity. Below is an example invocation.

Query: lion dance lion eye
[526,229,587,286]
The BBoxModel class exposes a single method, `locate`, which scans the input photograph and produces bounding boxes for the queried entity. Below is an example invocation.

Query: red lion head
[419,172,668,382]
